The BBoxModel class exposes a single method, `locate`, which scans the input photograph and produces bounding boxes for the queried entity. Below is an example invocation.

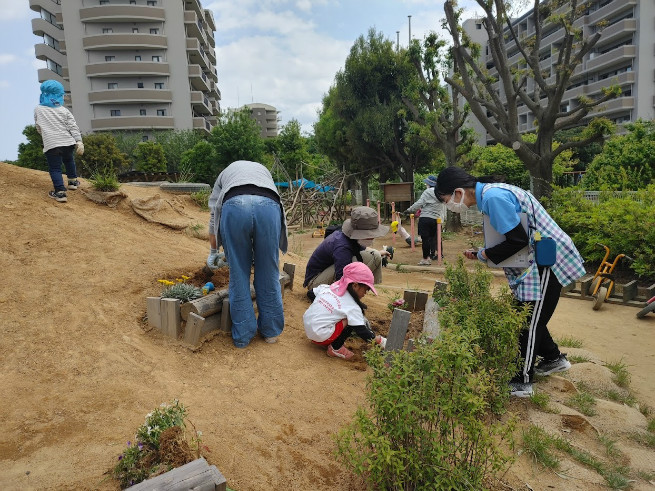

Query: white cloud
[0,1,32,22]
[0,54,18,65]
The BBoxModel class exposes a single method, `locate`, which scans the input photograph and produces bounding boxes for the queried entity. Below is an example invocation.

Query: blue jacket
[303,230,364,286]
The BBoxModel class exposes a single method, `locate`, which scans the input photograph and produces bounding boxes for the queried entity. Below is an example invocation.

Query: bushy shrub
[545,186,655,279]
[336,259,526,489]
[15,125,46,171]
[76,133,129,177]
[133,141,167,173]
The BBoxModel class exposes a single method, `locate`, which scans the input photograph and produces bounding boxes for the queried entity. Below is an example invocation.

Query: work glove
[207,248,227,270]
[75,141,84,155]
[477,248,488,263]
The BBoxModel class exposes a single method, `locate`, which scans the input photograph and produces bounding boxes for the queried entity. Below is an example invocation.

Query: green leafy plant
[113,400,205,488]
[521,425,560,470]
[133,141,167,173]
[190,188,210,210]
[90,169,121,192]
[335,259,525,489]
[158,276,202,303]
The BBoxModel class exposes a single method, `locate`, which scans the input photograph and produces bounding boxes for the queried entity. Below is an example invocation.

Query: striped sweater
[34,105,82,152]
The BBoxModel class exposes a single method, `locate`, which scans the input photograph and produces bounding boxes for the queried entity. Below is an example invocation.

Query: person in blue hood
[34,80,84,203]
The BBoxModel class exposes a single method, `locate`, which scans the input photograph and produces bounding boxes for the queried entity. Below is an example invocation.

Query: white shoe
[418,258,431,266]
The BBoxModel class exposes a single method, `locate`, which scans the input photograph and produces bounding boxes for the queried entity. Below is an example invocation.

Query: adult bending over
[435,166,584,398]
[207,160,288,348]
[403,175,444,265]
[303,206,390,295]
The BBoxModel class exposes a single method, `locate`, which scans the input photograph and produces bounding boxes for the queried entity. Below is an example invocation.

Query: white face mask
[445,188,469,214]
[357,238,374,248]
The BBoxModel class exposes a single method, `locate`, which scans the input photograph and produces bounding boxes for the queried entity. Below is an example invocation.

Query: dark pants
[331,322,375,349]
[417,217,437,259]
[513,267,562,383]
[45,145,77,192]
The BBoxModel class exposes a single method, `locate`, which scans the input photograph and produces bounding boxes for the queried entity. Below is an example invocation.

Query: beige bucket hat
[341,206,389,240]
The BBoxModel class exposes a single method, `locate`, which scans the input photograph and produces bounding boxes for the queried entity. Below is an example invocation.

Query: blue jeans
[220,195,284,347]
[45,145,77,192]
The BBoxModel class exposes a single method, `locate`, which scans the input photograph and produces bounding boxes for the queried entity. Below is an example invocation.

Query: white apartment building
[243,103,279,138]
[30,0,220,139]
[463,0,655,145]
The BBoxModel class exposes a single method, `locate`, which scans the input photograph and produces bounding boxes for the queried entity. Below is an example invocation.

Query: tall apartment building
[463,0,655,145]
[30,0,220,139]
[244,103,280,138]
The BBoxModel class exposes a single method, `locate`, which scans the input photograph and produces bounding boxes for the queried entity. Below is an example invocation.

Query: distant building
[243,103,279,138]
[30,0,220,139]
[462,0,655,145]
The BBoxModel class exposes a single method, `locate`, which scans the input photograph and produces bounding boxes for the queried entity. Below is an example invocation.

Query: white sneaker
[418,258,431,266]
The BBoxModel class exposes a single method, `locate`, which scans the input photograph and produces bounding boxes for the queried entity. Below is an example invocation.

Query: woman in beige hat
[303,206,391,297]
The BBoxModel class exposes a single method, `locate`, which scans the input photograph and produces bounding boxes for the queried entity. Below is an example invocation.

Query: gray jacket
[406,187,444,220]
[208,160,288,253]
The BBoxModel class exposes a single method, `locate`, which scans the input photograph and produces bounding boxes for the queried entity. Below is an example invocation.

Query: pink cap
[330,262,378,297]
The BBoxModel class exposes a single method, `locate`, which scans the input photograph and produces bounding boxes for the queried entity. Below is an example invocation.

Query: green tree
[276,119,310,180]
[16,125,46,171]
[471,134,576,189]
[133,141,167,173]
[443,0,618,199]
[180,140,217,184]
[76,133,129,177]
[208,108,265,171]
[152,130,205,172]
[581,119,655,191]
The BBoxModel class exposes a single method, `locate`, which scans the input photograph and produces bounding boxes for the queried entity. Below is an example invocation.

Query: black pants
[513,267,562,383]
[417,217,437,259]
[331,323,375,349]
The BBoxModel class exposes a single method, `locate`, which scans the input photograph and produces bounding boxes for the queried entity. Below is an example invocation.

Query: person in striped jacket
[34,80,84,203]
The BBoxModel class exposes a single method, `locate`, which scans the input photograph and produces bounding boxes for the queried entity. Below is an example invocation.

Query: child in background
[303,262,386,360]
[390,219,421,246]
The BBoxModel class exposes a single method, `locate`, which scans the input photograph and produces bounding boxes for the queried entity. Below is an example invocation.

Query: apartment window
[137,82,144,88]
[110,110,121,116]
[130,0,136,3]
[140,109,147,116]
[154,82,164,89]
[147,0,157,5]
[102,28,113,34]
[134,55,142,61]
[476,23,482,30]
[108,82,118,89]
[150,28,159,34]
[132,27,139,33]
[100,0,110,4]
[46,59,63,76]
[43,34,60,51]
[152,56,162,62]
[105,55,115,61]
[142,135,149,141]
[157,109,166,116]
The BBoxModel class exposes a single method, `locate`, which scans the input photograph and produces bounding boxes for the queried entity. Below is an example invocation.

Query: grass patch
[648,417,655,433]
[556,336,583,348]
[568,354,590,364]
[521,426,560,470]
[189,189,210,210]
[630,431,655,449]
[604,359,631,388]
[567,391,597,416]
[603,389,638,407]
[90,169,121,192]
[529,391,559,413]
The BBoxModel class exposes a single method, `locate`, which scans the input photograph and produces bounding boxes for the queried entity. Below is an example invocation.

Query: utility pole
[396,31,400,51]
[408,15,412,45]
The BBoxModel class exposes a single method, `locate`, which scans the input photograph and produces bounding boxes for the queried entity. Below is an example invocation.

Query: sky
[0,0,483,161]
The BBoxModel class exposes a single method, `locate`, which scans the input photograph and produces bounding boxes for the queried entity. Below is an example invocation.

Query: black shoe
[68,179,80,190]
[534,354,571,376]
[48,190,67,203]
[307,290,316,302]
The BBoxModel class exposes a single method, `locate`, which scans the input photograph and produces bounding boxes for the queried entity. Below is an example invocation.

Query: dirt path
[1,162,653,490]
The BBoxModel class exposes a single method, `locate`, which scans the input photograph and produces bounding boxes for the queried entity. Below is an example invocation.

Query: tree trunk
[361,175,370,205]
[444,210,462,233]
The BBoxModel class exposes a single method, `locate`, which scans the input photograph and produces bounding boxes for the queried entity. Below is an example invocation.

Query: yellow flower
[157,279,167,284]
[181,275,190,281]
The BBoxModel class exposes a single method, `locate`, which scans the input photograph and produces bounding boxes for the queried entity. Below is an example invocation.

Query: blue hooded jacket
[39,80,65,107]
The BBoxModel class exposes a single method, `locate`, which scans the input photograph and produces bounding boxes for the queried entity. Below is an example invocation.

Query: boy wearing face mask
[435,167,585,399]
[303,206,390,295]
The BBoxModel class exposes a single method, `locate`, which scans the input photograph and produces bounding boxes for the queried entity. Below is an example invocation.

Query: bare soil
[1,162,654,490]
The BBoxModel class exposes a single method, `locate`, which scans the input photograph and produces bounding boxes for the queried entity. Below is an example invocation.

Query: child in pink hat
[303,262,386,360]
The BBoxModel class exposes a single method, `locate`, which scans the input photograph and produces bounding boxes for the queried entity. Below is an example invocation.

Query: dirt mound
[0,162,654,490]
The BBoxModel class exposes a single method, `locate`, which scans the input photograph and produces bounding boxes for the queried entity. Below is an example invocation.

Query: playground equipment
[636,295,655,319]
[590,243,633,311]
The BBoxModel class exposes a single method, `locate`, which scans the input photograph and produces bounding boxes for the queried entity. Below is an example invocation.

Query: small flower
[118,454,123,461]
[176,278,183,283]
[181,275,190,280]
[127,441,131,447]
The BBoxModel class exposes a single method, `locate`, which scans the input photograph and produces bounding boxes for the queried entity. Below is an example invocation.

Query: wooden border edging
[125,457,226,491]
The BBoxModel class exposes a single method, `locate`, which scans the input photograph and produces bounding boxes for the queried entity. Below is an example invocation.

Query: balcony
[29,0,61,14]
[188,64,210,91]
[594,19,637,48]
[584,71,634,96]
[83,33,167,51]
[91,116,175,131]
[205,10,216,32]
[186,38,209,69]
[184,0,203,18]
[88,89,172,104]
[586,45,636,72]
[31,17,63,39]
[86,61,170,77]
[184,11,204,40]
[80,5,165,22]
[34,43,66,66]
[190,91,211,115]
[193,116,212,133]
[37,68,69,89]
[587,0,637,26]
[591,96,634,116]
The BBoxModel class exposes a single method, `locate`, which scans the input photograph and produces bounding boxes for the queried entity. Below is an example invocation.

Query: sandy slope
[0,162,653,490]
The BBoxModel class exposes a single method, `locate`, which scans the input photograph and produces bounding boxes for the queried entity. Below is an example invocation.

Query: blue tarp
[275,178,335,192]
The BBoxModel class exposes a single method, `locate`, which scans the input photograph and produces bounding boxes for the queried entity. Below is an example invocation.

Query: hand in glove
[75,141,85,155]
[207,248,227,270]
